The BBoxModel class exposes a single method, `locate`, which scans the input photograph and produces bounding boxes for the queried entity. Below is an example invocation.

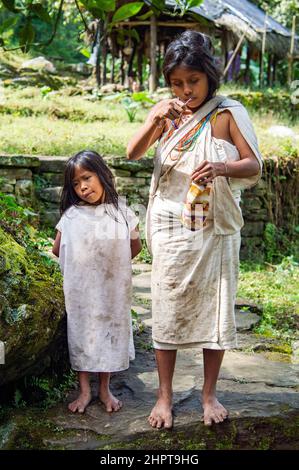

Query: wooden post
[260,13,267,88]
[137,45,143,87]
[267,53,272,86]
[288,15,296,85]
[221,30,228,81]
[149,14,157,93]
[223,24,250,78]
[120,47,125,85]
[245,43,251,84]
[102,34,107,85]
[272,55,277,85]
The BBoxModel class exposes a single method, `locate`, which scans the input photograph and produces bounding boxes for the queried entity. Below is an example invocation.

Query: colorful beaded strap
[162,109,215,153]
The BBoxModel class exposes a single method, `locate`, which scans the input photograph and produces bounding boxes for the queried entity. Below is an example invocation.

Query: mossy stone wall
[0,154,298,260]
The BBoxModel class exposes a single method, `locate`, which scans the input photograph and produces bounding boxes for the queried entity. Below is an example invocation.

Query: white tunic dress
[145,97,262,351]
[56,200,138,372]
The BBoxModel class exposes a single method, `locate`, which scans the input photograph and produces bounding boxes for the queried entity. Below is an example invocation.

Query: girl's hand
[151,98,186,126]
[191,160,226,184]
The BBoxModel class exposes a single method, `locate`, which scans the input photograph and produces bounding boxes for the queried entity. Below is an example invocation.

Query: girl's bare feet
[99,389,122,413]
[68,392,92,413]
[202,396,228,426]
[148,396,173,429]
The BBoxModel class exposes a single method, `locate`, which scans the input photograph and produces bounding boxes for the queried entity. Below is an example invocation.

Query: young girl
[127,30,262,428]
[53,150,141,414]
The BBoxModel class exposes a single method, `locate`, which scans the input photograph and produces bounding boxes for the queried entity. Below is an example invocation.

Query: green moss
[0,225,65,386]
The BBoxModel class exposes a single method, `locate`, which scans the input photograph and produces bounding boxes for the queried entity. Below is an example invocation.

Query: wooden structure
[98,0,299,90]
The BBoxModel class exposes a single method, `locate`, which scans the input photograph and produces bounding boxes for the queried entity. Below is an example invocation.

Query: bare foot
[68,392,91,413]
[148,397,173,429]
[202,397,228,426]
[99,390,122,413]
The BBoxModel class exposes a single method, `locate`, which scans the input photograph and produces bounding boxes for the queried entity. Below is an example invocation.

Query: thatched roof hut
[177,0,298,58]
[102,0,298,89]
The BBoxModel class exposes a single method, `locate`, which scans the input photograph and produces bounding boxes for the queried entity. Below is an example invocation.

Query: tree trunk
[120,47,125,85]
[137,45,143,87]
[245,44,251,84]
[149,14,157,93]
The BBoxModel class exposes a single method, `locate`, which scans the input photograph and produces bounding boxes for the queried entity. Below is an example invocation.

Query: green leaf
[95,0,115,12]
[112,2,143,24]
[0,15,18,34]
[136,10,154,21]
[1,0,17,13]
[29,4,52,24]
[81,0,115,12]
[19,22,35,53]
[186,0,203,9]
[80,47,91,58]
[149,0,166,11]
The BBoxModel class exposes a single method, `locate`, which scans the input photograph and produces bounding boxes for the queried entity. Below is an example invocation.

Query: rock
[38,172,64,186]
[235,309,260,331]
[21,57,56,74]
[0,155,39,168]
[100,84,118,94]
[111,169,131,178]
[0,226,66,386]
[0,168,32,181]
[39,187,62,203]
[235,298,262,314]
[291,341,299,364]
[1,184,14,193]
[267,125,297,138]
[37,156,68,173]
[241,221,265,237]
[41,209,60,228]
[15,180,34,198]
[105,156,154,174]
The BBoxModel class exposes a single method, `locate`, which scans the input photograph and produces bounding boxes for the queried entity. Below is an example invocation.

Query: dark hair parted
[60,150,118,215]
[163,30,221,100]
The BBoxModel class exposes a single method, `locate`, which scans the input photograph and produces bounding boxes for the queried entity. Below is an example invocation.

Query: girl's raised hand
[151,98,186,126]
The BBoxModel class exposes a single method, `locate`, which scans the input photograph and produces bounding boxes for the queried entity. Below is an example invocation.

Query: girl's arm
[130,227,142,259]
[52,231,61,257]
[192,111,260,183]
[127,99,186,161]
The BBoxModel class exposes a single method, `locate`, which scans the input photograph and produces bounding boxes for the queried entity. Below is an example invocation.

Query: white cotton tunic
[146,97,262,351]
[56,200,138,372]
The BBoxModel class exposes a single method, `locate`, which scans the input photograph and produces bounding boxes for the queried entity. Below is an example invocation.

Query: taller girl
[127,31,262,428]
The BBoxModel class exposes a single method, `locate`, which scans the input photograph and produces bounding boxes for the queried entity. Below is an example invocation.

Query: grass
[238,257,299,341]
[0,85,298,158]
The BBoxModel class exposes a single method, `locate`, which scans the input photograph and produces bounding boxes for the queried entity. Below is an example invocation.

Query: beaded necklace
[161,110,214,154]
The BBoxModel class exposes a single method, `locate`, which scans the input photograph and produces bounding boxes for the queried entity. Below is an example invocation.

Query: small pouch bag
[181,181,212,231]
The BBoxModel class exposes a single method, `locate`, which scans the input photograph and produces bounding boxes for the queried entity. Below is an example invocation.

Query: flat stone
[241,221,265,237]
[1,184,14,193]
[0,168,32,181]
[236,309,261,331]
[235,298,262,313]
[41,210,60,228]
[40,172,64,186]
[39,187,62,203]
[132,263,152,273]
[111,169,131,177]
[131,305,151,316]
[48,345,299,450]
[132,272,151,292]
[291,341,299,364]
[0,155,40,168]
[15,179,33,197]
[105,156,154,173]
[37,156,68,173]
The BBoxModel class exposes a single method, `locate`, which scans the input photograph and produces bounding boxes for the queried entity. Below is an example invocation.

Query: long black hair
[163,30,221,101]
[60,150,118,215]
